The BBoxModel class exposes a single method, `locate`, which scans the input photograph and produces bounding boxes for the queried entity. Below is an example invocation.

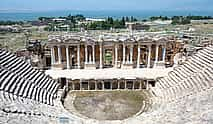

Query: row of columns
[69,80,150,90]
[50,44,167,69]
[84,45,96,64]
[137,44,166,68]
[51,45,81,69]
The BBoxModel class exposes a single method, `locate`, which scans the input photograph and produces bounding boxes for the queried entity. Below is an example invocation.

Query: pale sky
[0,0,213,12]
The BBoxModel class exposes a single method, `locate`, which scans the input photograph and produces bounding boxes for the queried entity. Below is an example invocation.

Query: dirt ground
[64,91,150,120]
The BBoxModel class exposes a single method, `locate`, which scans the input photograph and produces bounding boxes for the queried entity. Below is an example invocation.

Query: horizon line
[0,9,213,13]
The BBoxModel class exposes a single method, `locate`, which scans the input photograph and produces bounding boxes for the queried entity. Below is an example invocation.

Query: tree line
[0,21,24,25]
[149,15,213,25]
[0,15,213,27]
[42,14,138,31]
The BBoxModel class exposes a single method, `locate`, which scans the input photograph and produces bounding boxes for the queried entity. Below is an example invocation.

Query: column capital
[147,44,152,47]
[49,45,54,48]
[138,43,141,47]
[114,43,118,47]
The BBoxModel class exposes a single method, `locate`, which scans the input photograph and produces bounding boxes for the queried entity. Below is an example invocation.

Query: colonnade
[66,79,152,91]
[50,43,167,69]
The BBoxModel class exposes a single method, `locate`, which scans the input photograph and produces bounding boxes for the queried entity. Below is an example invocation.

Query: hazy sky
[0,0,213,12]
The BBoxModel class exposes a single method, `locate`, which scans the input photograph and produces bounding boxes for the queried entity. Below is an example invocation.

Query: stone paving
[46,68,172,80]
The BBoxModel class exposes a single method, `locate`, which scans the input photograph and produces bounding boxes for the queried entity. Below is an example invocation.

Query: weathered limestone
[154,44,159,68]
[155,44,159,63]
[137,45,141,68]
[77,45,80,69]
[49,40,170,69]
[99,44,103,69]
[65,78,152,91]
[115,44,118,68]
[162,46,166,62]
[58,46,62,64]
[51,47,55,65]
[147,45,152,68]
[123,43,126,64]
[92,45,95,64]
[66,46,70,69]
[130,45,133,64]
[85,44,88,64]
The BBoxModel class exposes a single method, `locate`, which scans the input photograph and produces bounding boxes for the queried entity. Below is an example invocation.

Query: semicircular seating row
[0,49,59,105]
[152,45,213,103]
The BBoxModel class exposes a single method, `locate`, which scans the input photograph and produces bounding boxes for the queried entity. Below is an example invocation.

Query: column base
[121,63,134,69]
[137,64,141,69]
[153,61,166,69]
[84,63,96,69]
[66,66,71,70]
[114,64,118,69]
[51,64,64,70]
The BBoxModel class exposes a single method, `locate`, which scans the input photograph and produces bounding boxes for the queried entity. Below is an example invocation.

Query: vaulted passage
[64,78,153,91]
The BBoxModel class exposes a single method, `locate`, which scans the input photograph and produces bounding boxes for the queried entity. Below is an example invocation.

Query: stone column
[130,45,133,64]
[155,44,159,63]
[102,81,104,90]
[123,43,126,64]
[89,53,92,64]
[162,46,166,62]
[72,82,75,90]
[92,45,95,64]
[133,81,135,90]
[58,46,62,64]
[137,44,140,68]
[110,82,113,90]
[88,81,90,90]
[85,45,88,64]
[65,79,69,91]
[66,46,70,69]
[80,81,82,90]
[115,44,118,68]
[50,47,55,66]
[146,80,149,90]
[118,80,120,89]
[125,80,127,89]
[77,45,80,69]
[99,44,103,69]
[139,80,142,90]
[147,45,152,68]
[95,81,97,90]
